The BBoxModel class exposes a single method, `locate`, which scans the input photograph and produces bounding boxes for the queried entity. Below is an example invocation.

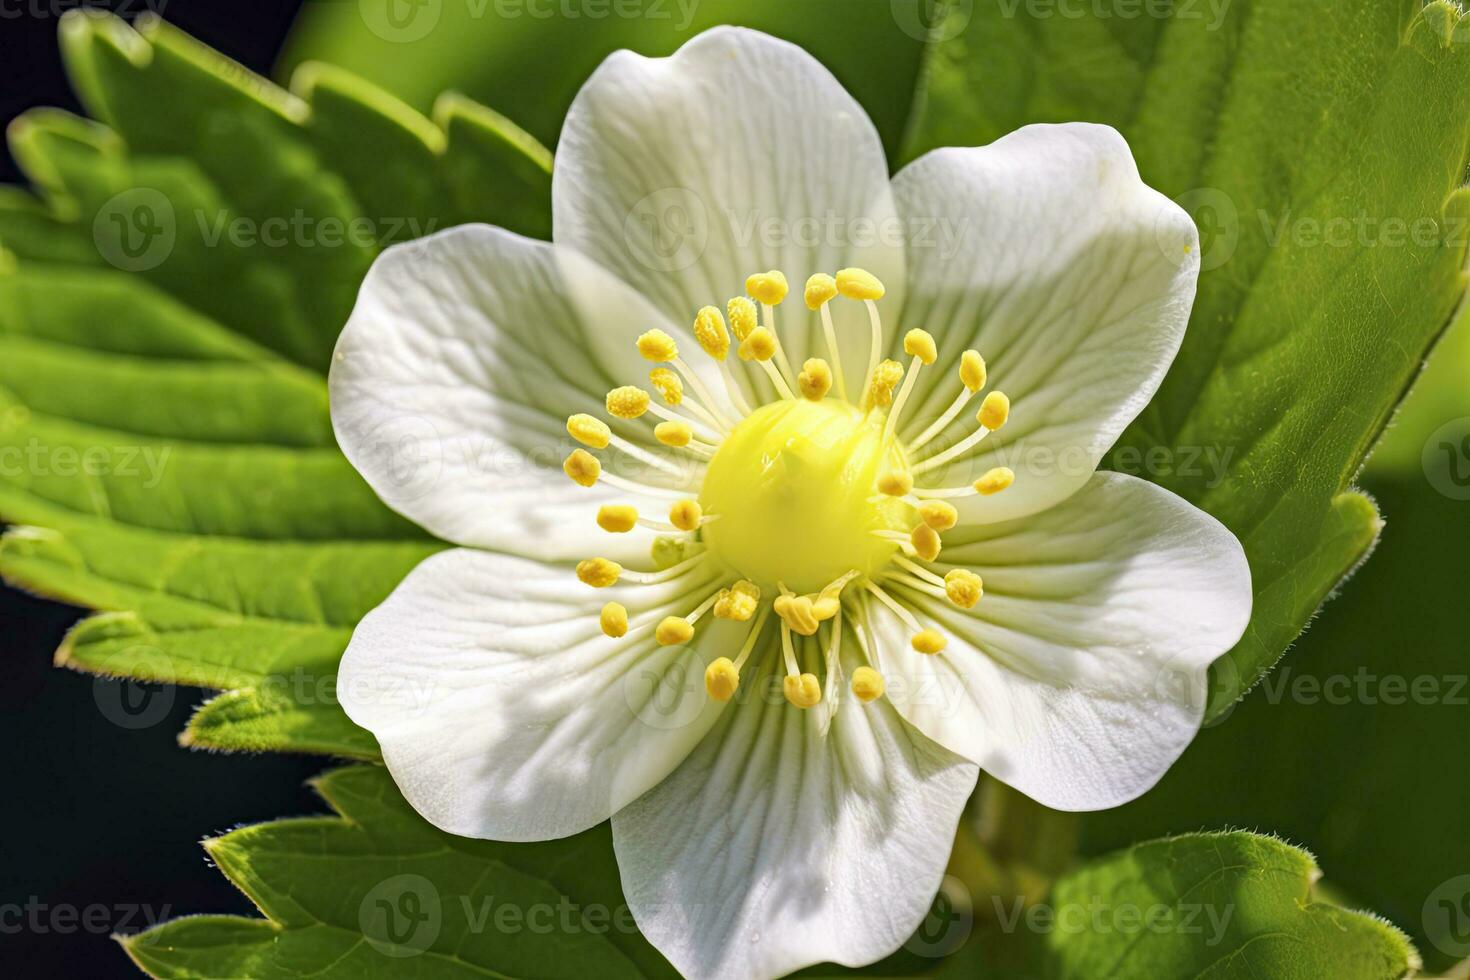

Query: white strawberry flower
[330,26,1251,980]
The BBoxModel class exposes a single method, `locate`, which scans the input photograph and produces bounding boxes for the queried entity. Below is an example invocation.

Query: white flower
[330,26,1252,980]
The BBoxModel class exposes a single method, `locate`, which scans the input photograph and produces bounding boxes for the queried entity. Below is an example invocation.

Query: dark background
[1,4,321,977]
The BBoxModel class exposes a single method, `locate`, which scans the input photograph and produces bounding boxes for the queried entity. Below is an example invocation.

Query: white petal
[338,548,734,841]
[553,26,904,398]
[330,224,703,560]
[892,124,1198,523]
[868,473,1250,811]
[613,638,978,980]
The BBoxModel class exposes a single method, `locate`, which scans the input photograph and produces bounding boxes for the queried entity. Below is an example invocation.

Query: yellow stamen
[649,367,683,406]
[911,629,947,654]
[599,602,629,637]
[774,592,821,636]
[783,672,822,708]
[576,557,621,588]
[606,386,651,419]
[746,270,789,306]
[693,306,731,360]
[669,499,702,532]
[797,358,833,400]
[944,569,983,608]
[851,665,885,703]
[867,358,904,408]
[656,616,694,646]
[918,500,958,531]
[910,523,942,562]
[835,267,885,301]
[804,273,837,309]
[979,391,1010,430]
[903,328,938,365]
[907,350,988,453]
[636,329,679,362]
[713,580,761,621]
[705,657,740,701]
[738,327,777,362]
[596,505,638,533]
[877,470,914,496]
[960,350,987,392]
[727,296,758,341]
[566,414,611,449]
[976,466,1015,495]
[654,420,693,447]
[563,449,600,487]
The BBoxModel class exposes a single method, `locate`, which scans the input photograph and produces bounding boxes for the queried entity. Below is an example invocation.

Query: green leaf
[121,765,678,978]
[946,832,1416,979]
[0,10,556,754]
[904,0,1470,715]
[1079,473,1470,973]
[281,0,926,165]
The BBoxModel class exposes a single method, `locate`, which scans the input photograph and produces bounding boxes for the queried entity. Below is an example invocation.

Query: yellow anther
[774,593,820,636]
[912,629,947,654]
[669,499,703,532]
[904,328,938,365]
[918,500,959,531]
[797,358,833,401]
[877,470,914,496]
[745,270,789,305]
[576,557,622,588]
[606,386,651,419]
[600,601,629,637]
[596,505,638,533]
[868,358,905,407]
[979,391,1010,430]
[910,523,942,562]
[649,367,684,406]
[738,327,777,362]
[975,466,1015,495]
[636,329,679,362]
[567,413,611,449]
[694,306,731,360]
[705,657,740,701]
[836,267,885,301]
[654,420,693,448]
[563,449,601,487]
[728,296,758,340]
[944,569,983,609]
[783,672,822,708]
[651,536,690,569]
[656,616,695,646]
[714,580,761,621]
[851,666,885,703]
[804,273,838,309]
[960,350,987,392]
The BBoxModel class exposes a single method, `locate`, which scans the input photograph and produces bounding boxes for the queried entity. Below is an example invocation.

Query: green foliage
[121,765,678,979]
[946,832,1417,979]
[905,0,1470,717]
[282,0,927,164]
[0,10,557,755]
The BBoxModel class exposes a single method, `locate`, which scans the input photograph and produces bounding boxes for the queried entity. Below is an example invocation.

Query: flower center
[699,399,909,594]
[559,266,1020,710]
